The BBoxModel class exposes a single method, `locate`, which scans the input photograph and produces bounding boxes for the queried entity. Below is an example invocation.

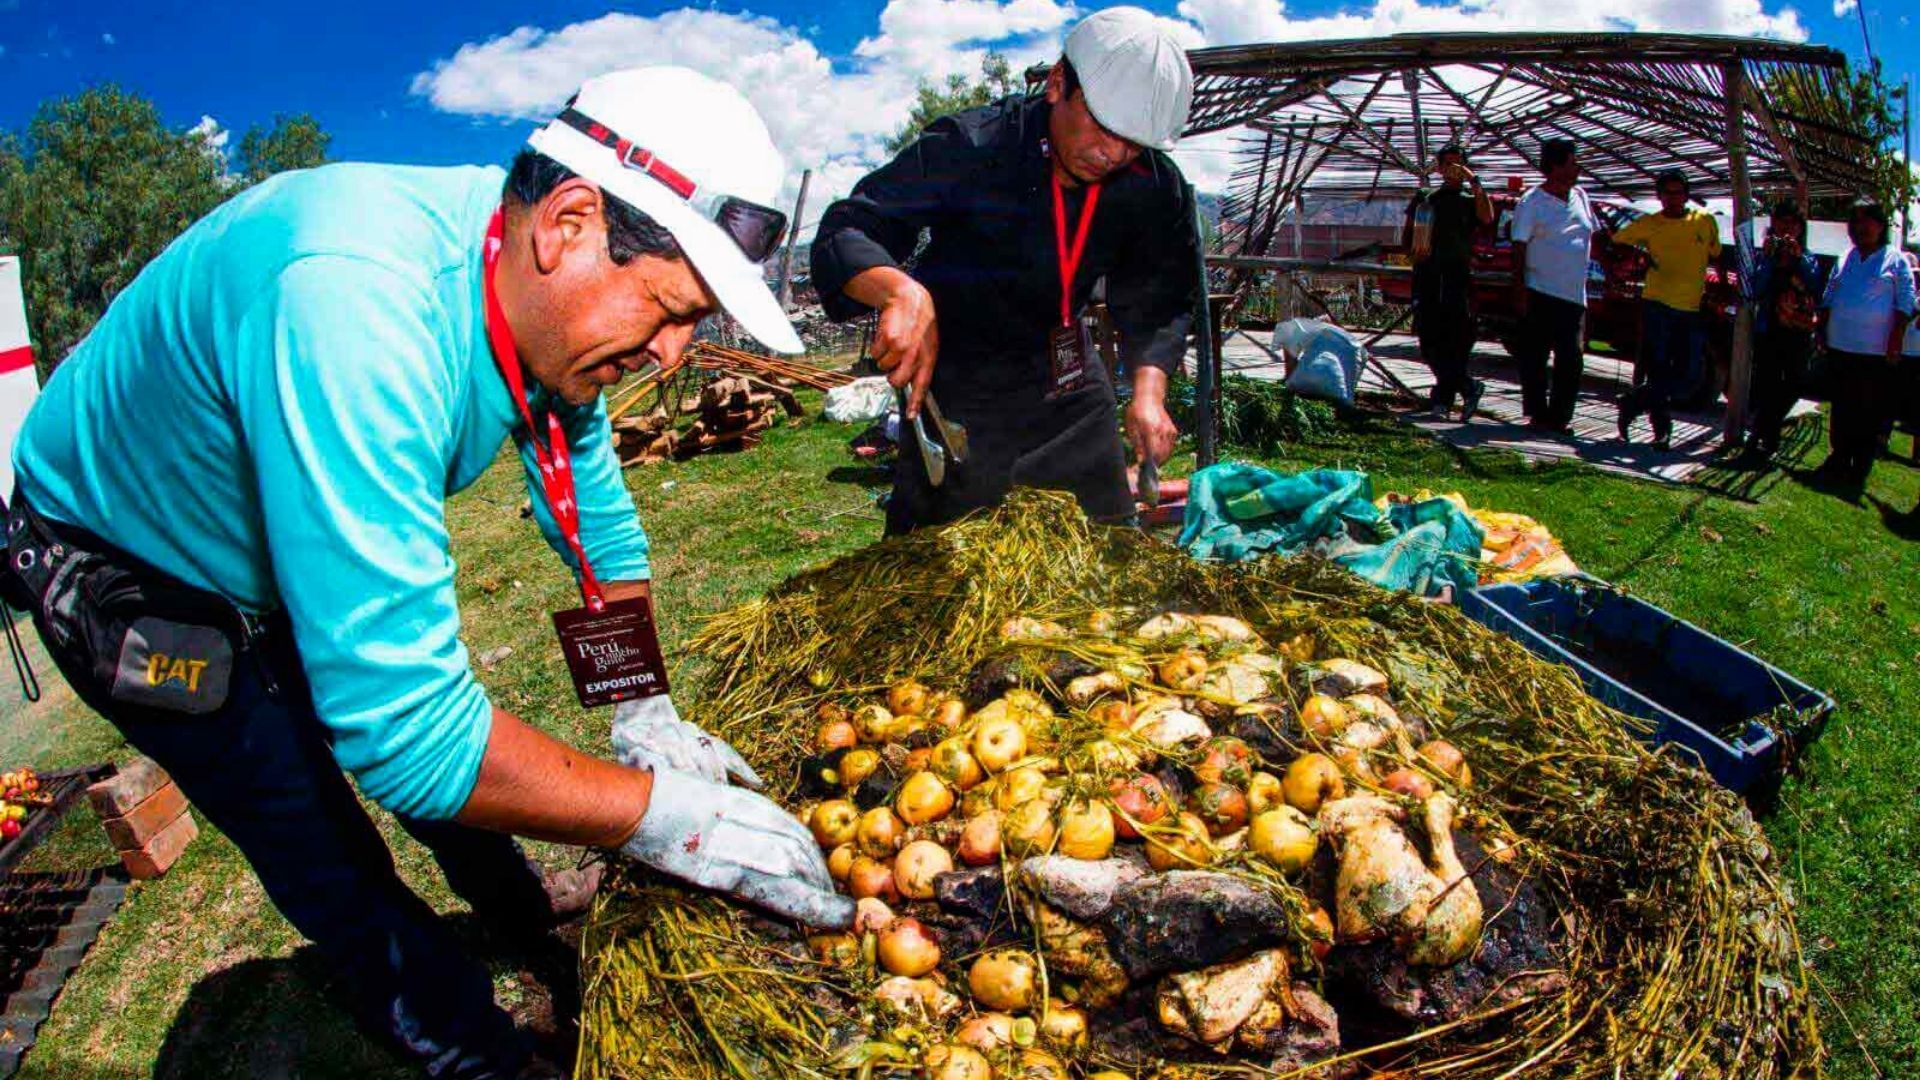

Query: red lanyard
[482,208,606,612]
[1051,174,1103,328]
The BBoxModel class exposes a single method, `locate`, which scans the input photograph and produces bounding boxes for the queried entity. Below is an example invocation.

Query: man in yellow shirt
[1612,169,1722,448]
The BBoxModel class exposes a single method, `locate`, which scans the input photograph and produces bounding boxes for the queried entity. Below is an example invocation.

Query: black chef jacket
[810,94,1200,533]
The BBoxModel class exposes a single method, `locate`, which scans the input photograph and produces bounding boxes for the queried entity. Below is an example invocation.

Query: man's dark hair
[1539,139,1576,172]
[504,149,684,265]
[1057,57,1082,99]
[1435,143,1466,162]
[1655,169,1690,195]
[1850,195,1890,230]
[1768,197,1807,242]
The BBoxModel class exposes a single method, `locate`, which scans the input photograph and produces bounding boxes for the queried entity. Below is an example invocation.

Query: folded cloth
[1178,463,1484,599]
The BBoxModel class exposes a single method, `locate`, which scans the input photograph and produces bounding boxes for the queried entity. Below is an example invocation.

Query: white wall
[0,258,42,501]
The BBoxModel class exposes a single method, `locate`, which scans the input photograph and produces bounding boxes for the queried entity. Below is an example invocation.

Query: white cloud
[1831,0,1855,14]
[1176,0,1806,45]
[101,32,115,46]
[413,0,1818,218]
[411,8,932,223]
[854,0,1077,80]
[188,115,228,153]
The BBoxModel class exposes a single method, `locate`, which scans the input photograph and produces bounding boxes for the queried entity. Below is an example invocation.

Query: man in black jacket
[811,7,1200,534]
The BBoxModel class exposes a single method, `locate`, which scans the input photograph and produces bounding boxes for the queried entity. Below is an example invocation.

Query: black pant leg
[1826,352,1882,477]
[1415,265,1465,409]
[398,817,552,932]
[95,633,527,1079]
[1436,267,1474,409]
[1751,329,1809,452]
[1548,296,1587,427]
[1517,293,1552,418]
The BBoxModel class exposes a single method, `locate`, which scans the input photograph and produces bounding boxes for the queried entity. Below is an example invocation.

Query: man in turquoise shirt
[6,68,848,1078]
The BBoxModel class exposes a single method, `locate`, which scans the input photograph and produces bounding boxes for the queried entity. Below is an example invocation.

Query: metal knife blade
[1136,453,1160,509]
[900,388,947,487]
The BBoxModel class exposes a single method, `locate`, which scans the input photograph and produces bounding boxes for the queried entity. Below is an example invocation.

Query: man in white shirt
[1508,139,1597,433]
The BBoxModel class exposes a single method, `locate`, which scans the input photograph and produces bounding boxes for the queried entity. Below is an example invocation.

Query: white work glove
[611,695,764,789]
[621,765,855,929]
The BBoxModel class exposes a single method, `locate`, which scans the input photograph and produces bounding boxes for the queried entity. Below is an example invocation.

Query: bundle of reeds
[577,490,1818,1080]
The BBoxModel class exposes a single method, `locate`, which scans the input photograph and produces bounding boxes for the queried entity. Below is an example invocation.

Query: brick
[119,809,196,880]
[99,781,188,851]
[87,757,172,818]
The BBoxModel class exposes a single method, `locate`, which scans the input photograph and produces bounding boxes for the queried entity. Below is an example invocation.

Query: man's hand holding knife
[848,266,939,418]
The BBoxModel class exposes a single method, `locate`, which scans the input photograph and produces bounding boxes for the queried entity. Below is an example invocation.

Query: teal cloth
[1177,463,1484,598]
[14,164,651,820]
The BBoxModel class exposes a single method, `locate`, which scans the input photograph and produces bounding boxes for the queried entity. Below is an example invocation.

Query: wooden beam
[1323,76,1420,173]
[1741,79,1807,191]
[1723,60,1756,446]
[1405,68,1430,176]
[1472,63,1731,181]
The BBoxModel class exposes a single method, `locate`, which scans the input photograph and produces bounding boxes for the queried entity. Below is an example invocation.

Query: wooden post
[1192,195,1219,468]
[1904,77,1912,245]
[775,168,812,311]
[1723,60,1755,446]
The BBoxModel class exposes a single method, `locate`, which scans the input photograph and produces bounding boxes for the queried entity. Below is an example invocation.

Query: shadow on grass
[825,463,893,486]
[1870,495,1920,541]
[1690,413,1825,503]
[149,914,579,1080]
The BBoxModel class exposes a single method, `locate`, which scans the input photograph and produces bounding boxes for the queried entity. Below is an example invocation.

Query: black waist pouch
[5,495,250,718]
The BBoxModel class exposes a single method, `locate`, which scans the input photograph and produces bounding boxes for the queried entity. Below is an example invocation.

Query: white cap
[1063,8,1194,152]
[526,67,803,355]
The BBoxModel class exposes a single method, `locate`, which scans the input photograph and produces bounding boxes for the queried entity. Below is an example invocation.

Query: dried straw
[578,491,1818,1080]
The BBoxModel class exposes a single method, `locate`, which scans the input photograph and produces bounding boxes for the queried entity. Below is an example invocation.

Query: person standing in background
[1509,139,1597,434]
[1737,199,1823,467]
[1815,197,1916,490]
[1612,170,1722,450]
[1404,143,1493,421]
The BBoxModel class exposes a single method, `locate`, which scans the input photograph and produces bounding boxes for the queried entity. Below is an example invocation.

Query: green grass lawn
[0,396,1913,1079]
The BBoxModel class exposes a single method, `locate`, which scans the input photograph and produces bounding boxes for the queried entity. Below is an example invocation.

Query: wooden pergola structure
[1177,32,1880,458]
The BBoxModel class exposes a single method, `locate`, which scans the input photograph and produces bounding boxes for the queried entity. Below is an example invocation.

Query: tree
[1768,64,1916,223]
[884,52,1021,155]
[238,114,331,184]
[0,88,332,373]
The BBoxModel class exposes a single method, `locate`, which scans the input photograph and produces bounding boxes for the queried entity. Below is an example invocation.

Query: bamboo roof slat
[1187,31,1881,258]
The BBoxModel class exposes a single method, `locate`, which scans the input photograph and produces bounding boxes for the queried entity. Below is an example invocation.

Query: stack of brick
[86,757,197,880]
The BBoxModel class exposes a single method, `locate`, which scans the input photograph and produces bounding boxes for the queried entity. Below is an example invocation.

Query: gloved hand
[621,765,855,929]
[611,695,763,789]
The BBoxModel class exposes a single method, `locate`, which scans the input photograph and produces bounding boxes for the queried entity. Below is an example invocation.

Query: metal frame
[1181,32,1881,462]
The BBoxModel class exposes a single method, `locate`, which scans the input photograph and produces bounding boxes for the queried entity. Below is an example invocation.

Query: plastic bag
[823,376,897,423]
[1276,320,1365,406]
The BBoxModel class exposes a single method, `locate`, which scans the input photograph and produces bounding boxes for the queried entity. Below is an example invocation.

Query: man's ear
[1044,63,1065,106]
[531,178,604,275]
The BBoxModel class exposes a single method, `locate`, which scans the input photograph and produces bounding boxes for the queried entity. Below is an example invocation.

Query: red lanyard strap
[1052,175,1103,328]
[482,208,607,611]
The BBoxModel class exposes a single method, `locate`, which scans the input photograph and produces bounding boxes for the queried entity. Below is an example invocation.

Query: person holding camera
[1737,198,1823,466]
[1403,143,1493,421]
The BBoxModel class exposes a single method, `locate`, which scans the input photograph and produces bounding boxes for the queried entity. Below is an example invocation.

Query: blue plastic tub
[1458,577,1833,793]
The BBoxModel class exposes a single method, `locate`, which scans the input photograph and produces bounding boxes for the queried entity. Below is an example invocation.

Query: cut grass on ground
[0,399,1913,1079]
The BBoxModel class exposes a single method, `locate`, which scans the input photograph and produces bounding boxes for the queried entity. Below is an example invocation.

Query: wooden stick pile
[684,341,856,391]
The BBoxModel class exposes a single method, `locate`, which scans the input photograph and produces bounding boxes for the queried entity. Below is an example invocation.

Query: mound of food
[782,617,1568,1077]
[578,492,1818,1080]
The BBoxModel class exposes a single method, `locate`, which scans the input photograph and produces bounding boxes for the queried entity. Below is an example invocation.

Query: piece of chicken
[1318,793,1483,967]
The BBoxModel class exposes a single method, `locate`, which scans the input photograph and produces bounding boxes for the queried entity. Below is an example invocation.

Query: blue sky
[2,0,1915,211]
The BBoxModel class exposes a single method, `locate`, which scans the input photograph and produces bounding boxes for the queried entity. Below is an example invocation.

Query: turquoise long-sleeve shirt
[13,163,651,820]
